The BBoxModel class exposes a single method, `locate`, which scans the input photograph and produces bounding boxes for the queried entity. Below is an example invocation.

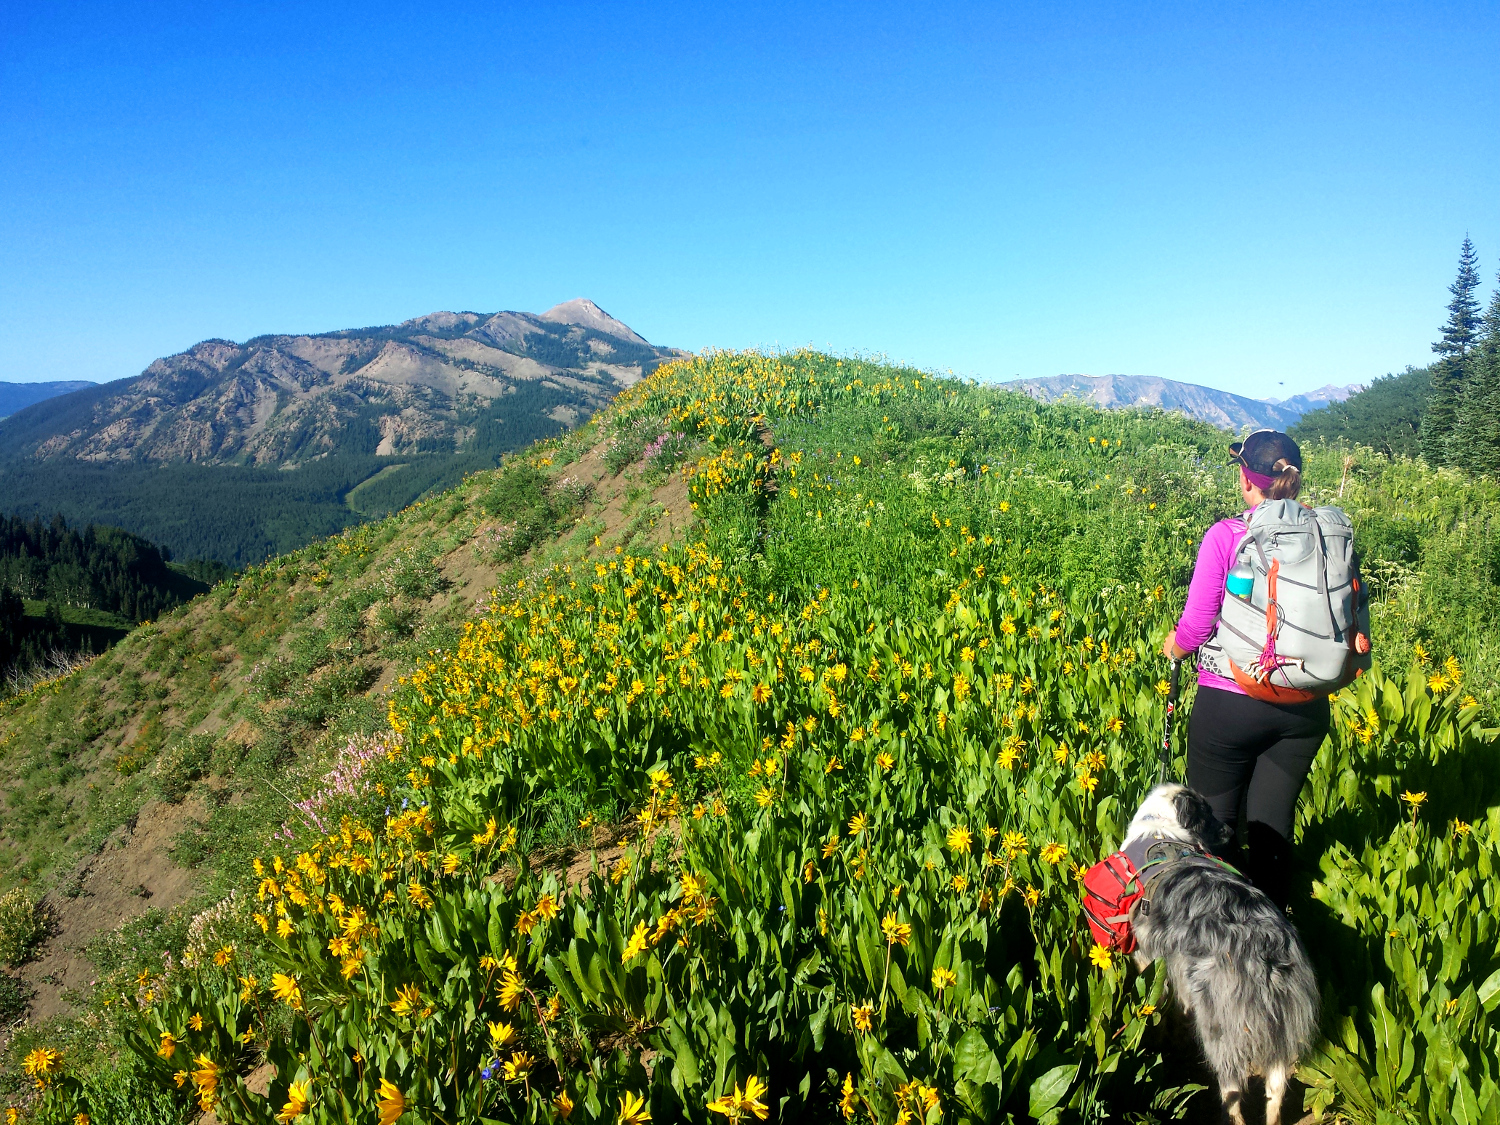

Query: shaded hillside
[1005,372,1360,429]
[0,300,683,564]
[1290,365,1434,458]
[0,381,96,419]
[0,514,217,676]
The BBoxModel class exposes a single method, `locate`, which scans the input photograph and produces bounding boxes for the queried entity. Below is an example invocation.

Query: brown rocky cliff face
[4,301,684,467]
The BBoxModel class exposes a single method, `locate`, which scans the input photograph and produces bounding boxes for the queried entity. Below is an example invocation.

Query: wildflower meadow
[15,353,1500,1124]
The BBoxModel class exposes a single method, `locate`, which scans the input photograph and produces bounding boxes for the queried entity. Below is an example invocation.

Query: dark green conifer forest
[1296,236,1500,473]
[0,514,220,677]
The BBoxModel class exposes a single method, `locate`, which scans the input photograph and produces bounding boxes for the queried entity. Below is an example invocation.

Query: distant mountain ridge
[0,299,681,466]
[0,300,683,565]
[0,381,96,419]
[1003,374,1362,430]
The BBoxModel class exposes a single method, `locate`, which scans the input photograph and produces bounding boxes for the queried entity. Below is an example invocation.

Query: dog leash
[1156,658,1182,785]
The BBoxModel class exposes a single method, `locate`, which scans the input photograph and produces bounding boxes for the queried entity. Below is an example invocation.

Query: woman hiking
[1162,429,1370,911]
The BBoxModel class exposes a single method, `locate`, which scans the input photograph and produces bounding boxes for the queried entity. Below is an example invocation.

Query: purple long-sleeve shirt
[1174,514,1250,695]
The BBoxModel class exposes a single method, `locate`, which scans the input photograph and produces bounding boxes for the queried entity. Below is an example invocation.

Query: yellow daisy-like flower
[946,825,972,854]
[502,1051,536,1082]
[191,1054,220,1112]
[275,1079,312,1123]
[1089,943,1114,970]
[622,920,651,963]
[270,973,303,1011]
[23,1047,61,1083]
[706,1075,770,1120]
[931,967,957,991]
[1401,790,1428,809]
[848,812,868,836]
[1040,842,1067,865]
[840,1073,859,1119]
[880,912,911,946]
[851,1003,874,1032]
[389,983,423,1018]
[618,1090,652,1124]
[499,968,527,1010]
[553,1091,575,1119]
[376,1078,405,1125]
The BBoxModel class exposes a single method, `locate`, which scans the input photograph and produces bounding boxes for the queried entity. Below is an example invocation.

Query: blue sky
[1,1,1496,398]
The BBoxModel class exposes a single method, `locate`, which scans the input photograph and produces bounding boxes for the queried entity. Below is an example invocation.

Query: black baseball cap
[1229,429,1302,476]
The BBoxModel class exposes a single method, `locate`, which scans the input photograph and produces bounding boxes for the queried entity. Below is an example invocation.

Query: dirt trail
[20,796,208,1020]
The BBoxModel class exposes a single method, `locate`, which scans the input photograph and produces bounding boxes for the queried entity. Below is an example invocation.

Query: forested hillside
[0,515,221,677]
[1291,365,1433,457]
[1,353,1495,1125]
[1416,238,1500,472]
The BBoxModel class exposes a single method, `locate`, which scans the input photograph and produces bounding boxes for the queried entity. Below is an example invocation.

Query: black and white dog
[1124,784,1319,1125]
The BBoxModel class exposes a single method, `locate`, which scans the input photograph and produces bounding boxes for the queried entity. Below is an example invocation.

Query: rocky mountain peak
[539,299,651,346]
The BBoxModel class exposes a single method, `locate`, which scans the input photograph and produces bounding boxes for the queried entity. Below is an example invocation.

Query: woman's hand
[1162,633,1189,661]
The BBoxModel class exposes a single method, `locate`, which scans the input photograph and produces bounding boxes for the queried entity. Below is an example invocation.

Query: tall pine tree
[1420,236,1483,465]
[1454,276,1500,475]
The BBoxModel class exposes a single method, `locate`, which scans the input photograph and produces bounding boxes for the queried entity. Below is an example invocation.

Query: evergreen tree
[1454,278,1500,475]
[1420,237,1483,464]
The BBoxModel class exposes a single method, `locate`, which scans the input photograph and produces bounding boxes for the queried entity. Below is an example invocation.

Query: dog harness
[1081,836,1242,954]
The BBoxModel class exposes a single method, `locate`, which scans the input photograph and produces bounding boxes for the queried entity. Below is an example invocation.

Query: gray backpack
[1199,499,1371,702]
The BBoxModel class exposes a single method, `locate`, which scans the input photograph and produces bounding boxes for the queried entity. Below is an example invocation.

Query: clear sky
[2,2,1496,399]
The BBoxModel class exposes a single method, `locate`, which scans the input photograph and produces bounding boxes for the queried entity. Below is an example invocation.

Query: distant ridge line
[1001,373,1361,431]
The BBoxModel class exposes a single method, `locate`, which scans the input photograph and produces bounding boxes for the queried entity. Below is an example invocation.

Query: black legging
[1185,684,1330,910]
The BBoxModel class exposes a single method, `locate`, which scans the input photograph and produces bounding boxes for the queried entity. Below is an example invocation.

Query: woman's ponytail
[1267,459,1302,500]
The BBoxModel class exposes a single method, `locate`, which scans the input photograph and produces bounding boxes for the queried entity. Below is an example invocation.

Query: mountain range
[1002,374,1362,430]
[0,300,682,564]
[0,380,96,419]
[0,299,679,466]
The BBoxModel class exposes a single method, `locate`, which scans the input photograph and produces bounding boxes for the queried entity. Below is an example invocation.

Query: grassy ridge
[4,352,1498,1124]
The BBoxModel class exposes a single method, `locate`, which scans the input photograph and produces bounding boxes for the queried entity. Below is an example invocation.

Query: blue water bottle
[1225,562,1254,600]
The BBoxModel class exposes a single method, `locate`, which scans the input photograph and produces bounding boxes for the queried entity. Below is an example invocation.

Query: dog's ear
[1172,787,1231,847]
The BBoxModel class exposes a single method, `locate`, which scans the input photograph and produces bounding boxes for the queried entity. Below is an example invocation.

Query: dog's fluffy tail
[1172,923,1319,1081]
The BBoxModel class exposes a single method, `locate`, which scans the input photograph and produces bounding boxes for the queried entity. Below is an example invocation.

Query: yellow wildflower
[618,1090,652,1124]
[276,1079,312,1123]
[377,1078,405,1125]
[881,913,911,946]
[622,920,651,962]
[503,1051,536,1082]
[270,973,303,1011]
